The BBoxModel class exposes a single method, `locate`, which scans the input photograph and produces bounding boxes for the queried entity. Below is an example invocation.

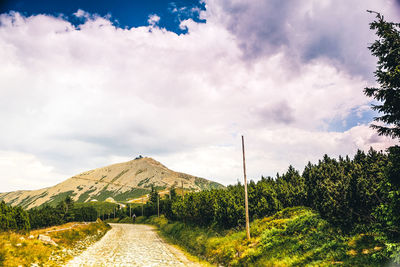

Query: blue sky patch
[326,106,378,132]
[0,0,206,33]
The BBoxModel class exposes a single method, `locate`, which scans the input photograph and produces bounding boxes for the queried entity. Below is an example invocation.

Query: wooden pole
[157,194,160,217]
[242,135,251,240]
[129,204,131,218]
[181,181,186,225]
[142,197,144,216]
[181,181,184,199]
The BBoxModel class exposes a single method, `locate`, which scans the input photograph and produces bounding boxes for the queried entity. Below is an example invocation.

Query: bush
[0,201,30,231]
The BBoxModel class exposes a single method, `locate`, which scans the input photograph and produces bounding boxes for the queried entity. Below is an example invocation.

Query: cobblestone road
[65,223,202,267]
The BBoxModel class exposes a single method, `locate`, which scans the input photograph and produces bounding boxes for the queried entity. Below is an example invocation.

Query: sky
[0,0,399,192]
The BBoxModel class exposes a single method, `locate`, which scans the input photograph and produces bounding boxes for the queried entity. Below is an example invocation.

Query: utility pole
[242,135,251,240]
[157,194,160,217]
[142,196,144,217]
[181,181,184,199]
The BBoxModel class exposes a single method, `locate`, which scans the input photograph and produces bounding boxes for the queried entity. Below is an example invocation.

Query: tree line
[28,196,98,229]
[0,201,30,231]
[136,147,400,241]
[0,196,99,231]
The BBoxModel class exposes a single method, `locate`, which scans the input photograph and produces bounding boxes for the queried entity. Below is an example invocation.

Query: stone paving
[64,224,202,267]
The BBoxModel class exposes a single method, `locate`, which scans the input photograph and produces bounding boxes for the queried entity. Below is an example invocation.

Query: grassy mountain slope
[0,157,224,209]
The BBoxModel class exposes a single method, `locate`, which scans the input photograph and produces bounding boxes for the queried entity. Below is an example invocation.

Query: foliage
[136,147,399,262]
[364,11,400,139]
[73,206,98,222]
[373,146,400,245]
[0,201,30,231]
[144,208,388,266]
[42,190,75,208]
[0,219,110,266]
[28,197,99,229]
[134,185,159,217]
[75,201,118,214]
[136,148,394,233]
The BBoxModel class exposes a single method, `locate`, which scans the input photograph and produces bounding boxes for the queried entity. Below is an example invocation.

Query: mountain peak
[0,157,224,209]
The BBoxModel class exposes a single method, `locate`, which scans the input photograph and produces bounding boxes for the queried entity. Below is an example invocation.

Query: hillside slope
[0,157,224,209]
[146,207,387,266]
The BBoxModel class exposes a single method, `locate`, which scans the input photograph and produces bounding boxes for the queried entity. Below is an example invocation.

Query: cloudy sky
[0,0,399,192]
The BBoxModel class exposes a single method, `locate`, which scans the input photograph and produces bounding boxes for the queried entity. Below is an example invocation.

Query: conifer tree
[365,11,400,139]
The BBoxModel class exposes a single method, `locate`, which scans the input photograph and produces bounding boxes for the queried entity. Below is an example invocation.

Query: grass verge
[141,207,393,266]
[0,219,110,266]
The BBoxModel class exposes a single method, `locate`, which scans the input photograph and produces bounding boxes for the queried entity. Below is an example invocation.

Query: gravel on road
[64,223,202,267]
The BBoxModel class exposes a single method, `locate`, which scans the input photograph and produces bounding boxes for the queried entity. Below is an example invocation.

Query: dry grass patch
[0,219,110,266]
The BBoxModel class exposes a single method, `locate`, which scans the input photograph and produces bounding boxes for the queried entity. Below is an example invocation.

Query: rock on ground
[64,223,202,267]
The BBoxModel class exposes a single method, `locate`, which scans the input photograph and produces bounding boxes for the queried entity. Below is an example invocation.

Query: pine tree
[365,11,400,139]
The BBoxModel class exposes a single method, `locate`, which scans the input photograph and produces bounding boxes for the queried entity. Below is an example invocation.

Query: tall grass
[143,207,389,266]
[0,219,110,266]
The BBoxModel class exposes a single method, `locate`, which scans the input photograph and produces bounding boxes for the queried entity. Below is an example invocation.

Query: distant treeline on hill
[0,197,99,231]
[0,196,142,231]
[136,147,400,240]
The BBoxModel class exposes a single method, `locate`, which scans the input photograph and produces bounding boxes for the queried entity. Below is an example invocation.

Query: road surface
[65,223,202,267]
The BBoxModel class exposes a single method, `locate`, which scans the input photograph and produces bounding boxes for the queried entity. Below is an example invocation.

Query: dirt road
[65,223,202,267]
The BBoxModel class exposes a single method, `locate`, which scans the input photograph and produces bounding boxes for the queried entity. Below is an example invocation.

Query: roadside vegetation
[0,219,110,266]
[127,147,399,265]
[143,208,388,266]
[27,197,98,229]
[0,197,115,266]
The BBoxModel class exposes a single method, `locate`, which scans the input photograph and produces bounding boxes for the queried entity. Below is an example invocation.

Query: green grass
[142,207,392,266]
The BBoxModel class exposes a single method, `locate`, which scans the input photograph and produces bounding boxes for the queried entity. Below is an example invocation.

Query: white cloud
[205,0,400,78]
[147,14,160,26]
[74,9,90,19]
[0,2,398,191]
[0,151,67,192]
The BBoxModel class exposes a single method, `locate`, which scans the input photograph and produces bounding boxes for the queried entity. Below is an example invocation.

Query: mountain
[0,157,224,209]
